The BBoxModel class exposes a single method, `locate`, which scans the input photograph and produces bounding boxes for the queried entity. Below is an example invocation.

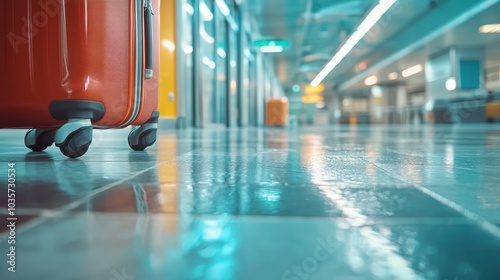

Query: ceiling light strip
[216,0,230,17]
[338,0,498,91]
[200,2,214,21]
[401,64,423,77]
[260,46,284,53]
[310,0,398,87]
[479,24,500,33]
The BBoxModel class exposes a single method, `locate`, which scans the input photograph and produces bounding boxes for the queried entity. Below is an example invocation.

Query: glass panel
[227,26,238,126]
[215,6,227,125]
[239,38,249,126]
[199,0,217,126]
[247,43,257,126]
[183,0,194,124]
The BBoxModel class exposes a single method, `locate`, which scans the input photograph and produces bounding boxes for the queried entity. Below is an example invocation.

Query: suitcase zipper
[144,0,152,11]
[96,0,153,129]
[144,0,154,80]
[116,0,147,128]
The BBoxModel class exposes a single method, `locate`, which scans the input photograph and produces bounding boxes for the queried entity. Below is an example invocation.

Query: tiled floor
[1,124,500,279]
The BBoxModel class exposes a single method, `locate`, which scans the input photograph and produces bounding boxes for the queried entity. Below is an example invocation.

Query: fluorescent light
[200,26,214,44]
[184,3,194,15]
[162,40,175,51]
[199,2,213,21]
[228,18,238,31]
[184,46,193,54]
[425,100,434,111]
[310,0,398,87]
[202,57,216,69]
[402,64,423,77]
[244,48,251,58]
[388,72,398,80]
[479,24,500,33]
[216,0,231,17]
[371,85,383,97]
[217,48,226,58]
[202,56,211,65]
[260,46,284,53]
[446,77,457,91]
[364,75,378,86]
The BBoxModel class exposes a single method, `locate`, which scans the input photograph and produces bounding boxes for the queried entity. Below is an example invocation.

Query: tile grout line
[371,161,500,239]
[0,151,193,241]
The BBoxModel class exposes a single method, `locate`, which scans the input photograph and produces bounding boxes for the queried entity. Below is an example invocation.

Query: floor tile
[1,214,499,280]
[75,181,462,219]
[1,124,500,278]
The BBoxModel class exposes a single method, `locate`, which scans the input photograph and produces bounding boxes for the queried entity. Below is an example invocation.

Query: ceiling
[340,0,500,93]
[245,0,375,88]
[244,0,500,95]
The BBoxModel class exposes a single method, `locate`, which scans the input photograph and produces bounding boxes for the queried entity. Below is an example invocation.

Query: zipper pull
[144,0,154,15]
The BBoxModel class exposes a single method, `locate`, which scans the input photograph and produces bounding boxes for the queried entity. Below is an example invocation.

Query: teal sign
[253,39,289,48]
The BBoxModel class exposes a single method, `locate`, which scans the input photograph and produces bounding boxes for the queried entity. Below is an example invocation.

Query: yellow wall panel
[159,0,177,117]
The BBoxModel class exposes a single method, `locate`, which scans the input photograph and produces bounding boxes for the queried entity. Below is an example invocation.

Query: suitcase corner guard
[146,110,160,124]
[49,100,105,122]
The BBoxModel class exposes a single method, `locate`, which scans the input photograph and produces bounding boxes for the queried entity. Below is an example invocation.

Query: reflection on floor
[1,124,500,279]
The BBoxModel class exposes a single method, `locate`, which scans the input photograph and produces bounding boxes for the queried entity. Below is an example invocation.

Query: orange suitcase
[0,0,160,158]
[486,101,500,122]
[266,98,289,126]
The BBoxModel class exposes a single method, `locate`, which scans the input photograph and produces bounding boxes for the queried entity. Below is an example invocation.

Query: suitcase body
[0,0,160,157]
[266,98,289,126]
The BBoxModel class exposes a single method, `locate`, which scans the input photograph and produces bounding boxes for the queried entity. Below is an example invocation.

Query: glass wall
[242,33,256,127]
[227,1,240,127]
[249,57,257,126]
[192,0,242,128]
[178,0,277,128]
[183,0,194,126]
[198,0,217,126]
[215,6,228,125]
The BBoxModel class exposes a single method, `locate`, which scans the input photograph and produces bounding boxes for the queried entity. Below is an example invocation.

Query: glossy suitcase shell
[0,0,160,157]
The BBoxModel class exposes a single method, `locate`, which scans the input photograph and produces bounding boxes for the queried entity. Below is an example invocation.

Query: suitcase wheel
[24,129,57,152]
[128,124,157,151]
[54,120,93,158]
[58,127,93,158]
